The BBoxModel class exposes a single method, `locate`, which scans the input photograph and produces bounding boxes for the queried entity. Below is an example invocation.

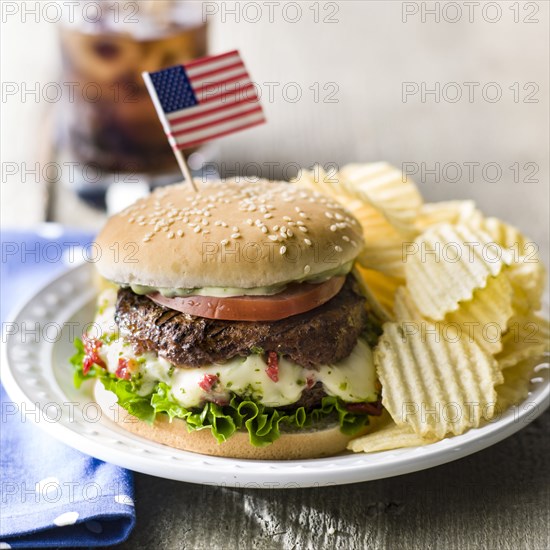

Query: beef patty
[115,275,368,369]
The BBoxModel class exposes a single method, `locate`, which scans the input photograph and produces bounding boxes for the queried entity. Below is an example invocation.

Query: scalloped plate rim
[1,262,548,488]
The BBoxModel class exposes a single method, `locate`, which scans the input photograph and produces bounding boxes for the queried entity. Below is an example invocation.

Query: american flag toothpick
[142,50,266,192]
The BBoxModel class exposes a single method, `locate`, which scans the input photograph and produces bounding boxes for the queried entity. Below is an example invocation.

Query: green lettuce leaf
[70,337,104,389]
[103,379,370,447]
[102,376,156,424]
[71,339,371,447]
[70,337,86,388]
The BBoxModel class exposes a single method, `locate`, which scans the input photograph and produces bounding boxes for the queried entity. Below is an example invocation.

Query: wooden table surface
[106,408,549,550]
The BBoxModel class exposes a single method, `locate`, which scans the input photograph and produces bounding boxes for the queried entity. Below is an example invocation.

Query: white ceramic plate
[2,263,549,488]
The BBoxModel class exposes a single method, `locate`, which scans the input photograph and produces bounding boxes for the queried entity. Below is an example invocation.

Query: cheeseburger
[73,179,383,459]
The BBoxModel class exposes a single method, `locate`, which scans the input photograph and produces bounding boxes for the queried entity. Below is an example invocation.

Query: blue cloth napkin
[1,225,136,547]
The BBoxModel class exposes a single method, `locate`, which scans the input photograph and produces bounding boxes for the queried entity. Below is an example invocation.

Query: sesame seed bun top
[94,179,364,289]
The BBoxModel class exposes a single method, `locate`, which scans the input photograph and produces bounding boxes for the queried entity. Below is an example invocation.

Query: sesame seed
[177,229,184,237]
[167,232,175,239]
[342,235,350,242]
[280,246,287,255]
[351,240,357,247]
[142,237,151,243]
[304,238,312,246]
[273,225,279,231]
[335,245,343,252]
[231,233,241,239]
[264,213,273,219]
[299,226,308,233]
[335,213,344,221]
[202,219,209,226]
[304,265,311,274]
[288,221,296,227]
[299,212,308,218]
[287,229,294,237]
[221,239,228,246]
[138,222,146,226]
[261,226,268,234]
[295,206,301,212]
[232,226,239,232]
[268,235,278,241]
[283,216,292,222]
[297,220,305,226]
[128,218,135,223]
[246,219,253,226]
[325,212,334,219]
[194,226,202,234]
[330,225,338,232]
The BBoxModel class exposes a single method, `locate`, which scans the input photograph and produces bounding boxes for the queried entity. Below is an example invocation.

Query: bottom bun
[94,380,379,460]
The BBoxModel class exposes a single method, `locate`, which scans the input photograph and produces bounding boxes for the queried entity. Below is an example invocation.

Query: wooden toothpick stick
[142,71,198,192]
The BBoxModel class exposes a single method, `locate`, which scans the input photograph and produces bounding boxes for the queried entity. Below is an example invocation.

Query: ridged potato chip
[394,275,514,356]
[477,216,535,253]
[496,314,550,369]
[351,202,414,279]
[292,166,344,198]
[338,162,423,233]
[495,356,544,411]
[293,164,422,278]
[415,200,483,231]
[294,165,547,453]
[348,415,437,453]
[375,322,503,439]
[345,220,406,281]
[476,217,545,312]
[295,172,408,278]
[393,286,422,321]
[354,265,402,321]
[404,223,511,320]
[446,275,514,355]
[358,239,408,279]
[340,164,422,277]
[507,262,545,314]
[292,167,404,236]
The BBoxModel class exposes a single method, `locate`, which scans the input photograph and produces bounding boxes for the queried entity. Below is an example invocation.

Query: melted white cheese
[94,289,378,409]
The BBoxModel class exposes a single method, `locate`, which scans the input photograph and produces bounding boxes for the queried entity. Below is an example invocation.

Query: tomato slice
[147,276,346,321]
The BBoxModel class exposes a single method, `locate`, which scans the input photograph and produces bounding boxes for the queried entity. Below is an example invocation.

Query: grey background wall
[2,1,548,262]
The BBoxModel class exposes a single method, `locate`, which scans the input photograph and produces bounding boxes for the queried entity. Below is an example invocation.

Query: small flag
[143,50,266,151]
